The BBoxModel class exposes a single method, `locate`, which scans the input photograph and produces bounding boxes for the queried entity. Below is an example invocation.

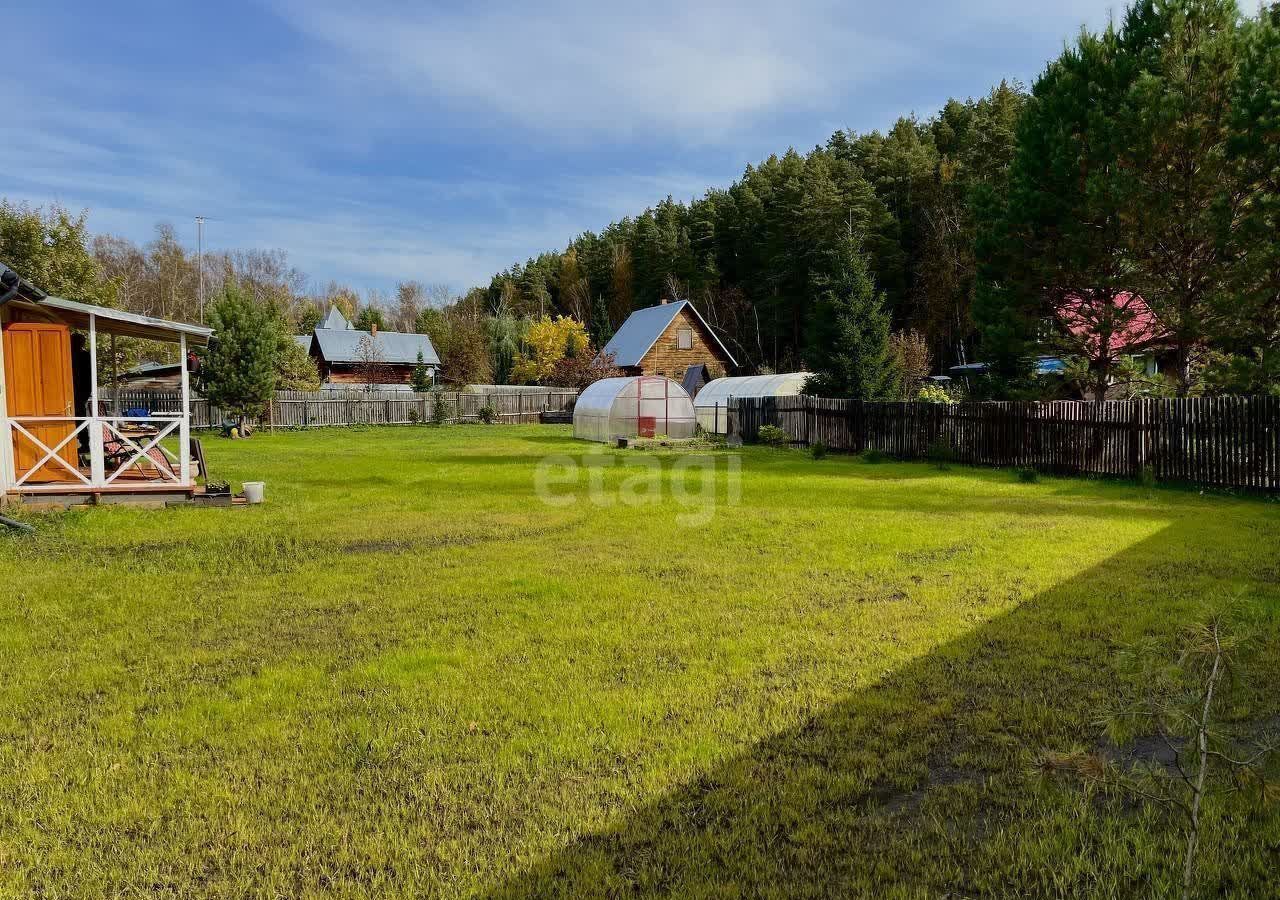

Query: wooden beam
[88,313,105,485]
[0,311,12,495]
[179,333,191,485]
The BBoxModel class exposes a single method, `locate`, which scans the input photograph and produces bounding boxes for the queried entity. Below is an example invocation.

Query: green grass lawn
[2,425,1278,898]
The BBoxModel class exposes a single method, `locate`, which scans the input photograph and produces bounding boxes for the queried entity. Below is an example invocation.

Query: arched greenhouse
[573,376,697,442]
[694,373,811,434]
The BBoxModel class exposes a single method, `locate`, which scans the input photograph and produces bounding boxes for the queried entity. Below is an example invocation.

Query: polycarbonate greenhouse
[573,376,697,442]
[694,372,811,434]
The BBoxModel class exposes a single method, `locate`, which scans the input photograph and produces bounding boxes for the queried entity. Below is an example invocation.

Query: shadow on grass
[484,518,1280,897]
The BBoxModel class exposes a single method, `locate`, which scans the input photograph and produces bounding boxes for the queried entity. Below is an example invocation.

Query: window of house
[677,327,693,350]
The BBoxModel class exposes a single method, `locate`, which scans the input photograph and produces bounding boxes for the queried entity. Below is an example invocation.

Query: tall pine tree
[1121,0,1246,394]
[976,7,1158,399]
[804,235,895,399]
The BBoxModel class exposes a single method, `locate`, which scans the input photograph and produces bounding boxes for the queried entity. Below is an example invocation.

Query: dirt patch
[871,762,985,817]
[897,543,974,566]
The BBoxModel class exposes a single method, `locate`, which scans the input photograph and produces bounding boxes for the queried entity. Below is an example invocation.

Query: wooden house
[0,263,212,505]
[599,300,736,382]
[306,308,439,391]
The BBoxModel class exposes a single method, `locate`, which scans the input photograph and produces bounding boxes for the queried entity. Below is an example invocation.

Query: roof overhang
[25,296,213,344]
[1,262,211,344]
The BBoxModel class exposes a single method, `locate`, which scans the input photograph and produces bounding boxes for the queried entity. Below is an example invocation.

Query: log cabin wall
[633,306,730,380]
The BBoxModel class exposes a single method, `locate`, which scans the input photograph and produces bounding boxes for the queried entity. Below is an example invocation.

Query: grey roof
[599,300,738,368]
[34,295,213,344]
[312,327,440,366]
[125,361,181,375]
[293,334,313,351]
[322,307,353,330]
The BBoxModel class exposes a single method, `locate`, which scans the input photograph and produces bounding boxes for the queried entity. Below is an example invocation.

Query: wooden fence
[100,389,577,430]
[730,395,1280,492]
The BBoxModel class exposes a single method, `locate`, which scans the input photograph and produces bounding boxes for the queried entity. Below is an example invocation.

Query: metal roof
[124,361,181,375]
[322,307,353,330]
[312,327,439,366]
[33,295,213,344]
[292,334,313,351]
[948,356,1065,377]
[599,300,738,368]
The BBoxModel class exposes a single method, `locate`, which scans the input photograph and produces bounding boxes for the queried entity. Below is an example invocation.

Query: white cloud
[269,0,1117,143]
[0,0,1122,295]
[269,0,915,142]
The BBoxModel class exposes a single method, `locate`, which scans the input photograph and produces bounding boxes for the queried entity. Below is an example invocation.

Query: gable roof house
[599,300,736,386]
[305,309,440,391]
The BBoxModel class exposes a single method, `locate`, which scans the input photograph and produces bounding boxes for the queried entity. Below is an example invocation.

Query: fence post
[1131,401,1142,478]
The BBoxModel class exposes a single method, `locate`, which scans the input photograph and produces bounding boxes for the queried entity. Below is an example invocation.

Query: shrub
[810,440,828,460]
[430,392,450,426]
[757,424,791,447]
[406,406,422,424]
[1139,465,1156,489]
[926,439,956,470]
[478,403,498,424]
[917,383,954,404]
[860,448,888,464]
[1016,466,1039,483]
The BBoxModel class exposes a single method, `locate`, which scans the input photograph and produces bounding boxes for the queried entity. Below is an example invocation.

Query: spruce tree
[804,235,896,399]
[589,294,614,347]
[203,285,279,430]
[1218,4,1280,392]
[411,350,433,392]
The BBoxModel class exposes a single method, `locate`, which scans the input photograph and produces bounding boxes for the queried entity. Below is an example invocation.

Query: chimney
[660,298,668,305]
[370,323,378,336]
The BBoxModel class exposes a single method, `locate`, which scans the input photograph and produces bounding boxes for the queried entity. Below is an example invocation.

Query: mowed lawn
[1,426,1278,898]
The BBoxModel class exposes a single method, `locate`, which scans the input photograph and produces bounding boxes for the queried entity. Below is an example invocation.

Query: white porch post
[179,333,191,486]
[88,313,105,485]
[0,319,12,496]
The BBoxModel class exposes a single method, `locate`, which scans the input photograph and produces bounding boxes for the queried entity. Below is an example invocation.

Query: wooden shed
[0,263,212,505]
[598,300,736,382]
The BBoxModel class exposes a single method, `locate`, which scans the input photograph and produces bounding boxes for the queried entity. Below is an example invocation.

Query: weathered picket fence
[102,389,577,430]
[731,395,1280,492]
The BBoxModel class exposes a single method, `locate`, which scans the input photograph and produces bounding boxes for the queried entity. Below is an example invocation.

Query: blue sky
[3,1,1115,296]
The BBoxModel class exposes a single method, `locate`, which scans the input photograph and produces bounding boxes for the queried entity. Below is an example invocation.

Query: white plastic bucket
[243,481,266,504]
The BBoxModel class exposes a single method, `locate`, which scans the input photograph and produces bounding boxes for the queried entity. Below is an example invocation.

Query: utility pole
[196,216,205,324]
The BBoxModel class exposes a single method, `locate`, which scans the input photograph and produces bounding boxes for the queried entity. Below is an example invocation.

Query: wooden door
[3,322,79,482]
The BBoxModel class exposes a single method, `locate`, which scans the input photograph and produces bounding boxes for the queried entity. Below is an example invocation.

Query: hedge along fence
[101,389,578,430]
[730,395,1280,492]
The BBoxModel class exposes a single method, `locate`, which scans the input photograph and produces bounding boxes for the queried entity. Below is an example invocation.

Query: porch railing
[6,411,191,492]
